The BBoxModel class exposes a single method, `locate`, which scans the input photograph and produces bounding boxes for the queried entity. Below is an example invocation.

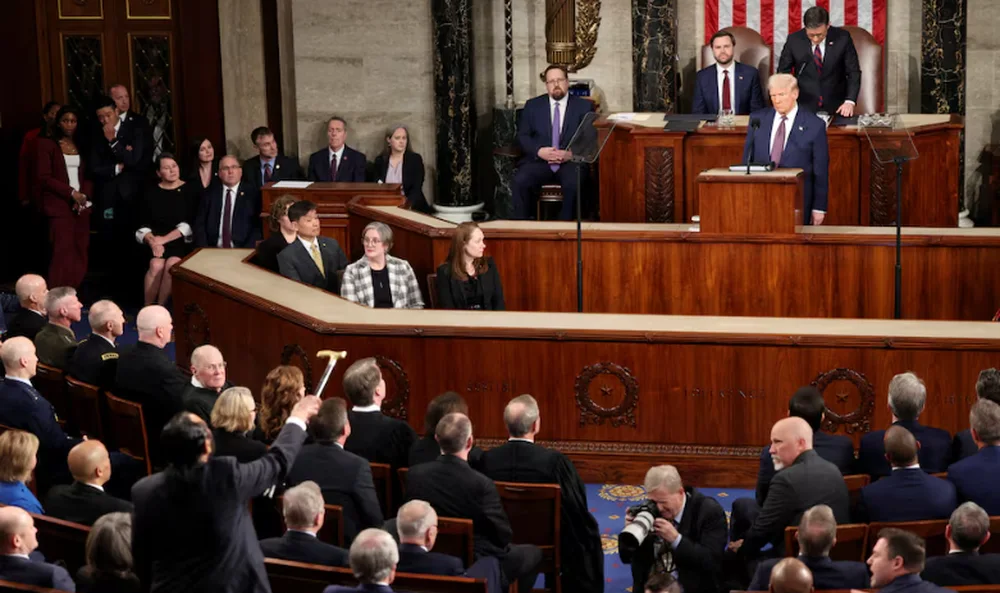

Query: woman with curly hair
[259,365,306,442]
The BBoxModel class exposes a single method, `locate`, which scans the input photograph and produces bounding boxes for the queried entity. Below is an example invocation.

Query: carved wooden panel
[280,344,314,393]
[180,303,210,347]
[868,152,897,225]
[574,361,639,427]
[126,0,172,19]
[813,368,876,435]
[59,0,104,19]
[644,147,675,222]
[376,356,410,421]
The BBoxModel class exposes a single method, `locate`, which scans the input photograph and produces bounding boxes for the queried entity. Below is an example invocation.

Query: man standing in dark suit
[342,358,416,471]
[743,74,829,225]
[182,344,231,424]
[67,299,123,390]
[286,398,384,544]
[406,413,542,593]
[33,286,82,370]
[922,502,1000,586]
[277,200,348,294]
[748,504,869,590]
[952,368,1000,461]
[307,116,367,182]
[5,275,48,341]
[777,6,861,116]
[259,481,348,567]
[512,64,592,220]
[621,465,728,593]
[322,529,400,593]
[132,395,320,593]
[858,372,952,478]
[43,440,132,526]
[0,506,76,591]
[243,126,304,190]
[195,155,262,249]
[867,528,950,593]
[856,426,957,522]
[480,394,604,593]
[692,30,765,115]
[947,398,1000,515]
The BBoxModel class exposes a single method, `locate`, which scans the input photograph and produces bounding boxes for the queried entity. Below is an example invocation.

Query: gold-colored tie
[311,243,325,277]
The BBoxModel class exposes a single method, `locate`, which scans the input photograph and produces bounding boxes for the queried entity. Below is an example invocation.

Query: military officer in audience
[5,275,48,341]
[33,286,82,370]
[182,344,231,424]
[67,299,124,390]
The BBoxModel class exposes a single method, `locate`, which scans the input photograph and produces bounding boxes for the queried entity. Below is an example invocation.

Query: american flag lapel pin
[798,125,804,131]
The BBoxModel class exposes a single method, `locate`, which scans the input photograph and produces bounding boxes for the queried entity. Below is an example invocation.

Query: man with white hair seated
[0,506,76,591]
[259,481,348,567]
[67,299,124,390]
[5,274,48,341]
[33,286,83,369]
[183,344,232,424]
[323,528,399,593]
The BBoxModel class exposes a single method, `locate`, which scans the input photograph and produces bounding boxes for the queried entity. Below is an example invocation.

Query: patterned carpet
[589,483,753,593]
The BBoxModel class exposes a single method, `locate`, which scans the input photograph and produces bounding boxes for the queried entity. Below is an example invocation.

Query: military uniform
[34,323,78,369]
[67,334,119,390]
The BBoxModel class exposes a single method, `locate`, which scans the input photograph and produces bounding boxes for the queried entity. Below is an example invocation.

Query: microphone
[750,118,761,130]
[746,118,761,174]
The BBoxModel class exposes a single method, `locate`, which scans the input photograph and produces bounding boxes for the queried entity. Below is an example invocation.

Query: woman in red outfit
[36,106,92,288]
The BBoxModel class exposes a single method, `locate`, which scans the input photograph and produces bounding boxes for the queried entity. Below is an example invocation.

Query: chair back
[435,516,475,567]
[0,580,65,593]
[842,25,882,114]
[264,558,488,593]
[496,482,561,592]
[370,462,392,518]
[784,523,868,562]
[103,392,152,475]
[700,26,772,98]
[65,376,104,440]
[275,496,345,547]
[427,273,440,308]
[31,511,90,575]
[397,467,409,498]
[33,363,70,428]
[842,473,870,512]
[982,516,1000,554]
[866,519,948,558]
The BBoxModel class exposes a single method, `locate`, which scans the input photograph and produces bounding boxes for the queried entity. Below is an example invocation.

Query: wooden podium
[697,168,804,234]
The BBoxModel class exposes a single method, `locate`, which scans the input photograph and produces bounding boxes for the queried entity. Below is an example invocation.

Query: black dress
[138,183,199,260]
[371,267,393,308]
[211,428,267,463]
[253,232,294,273]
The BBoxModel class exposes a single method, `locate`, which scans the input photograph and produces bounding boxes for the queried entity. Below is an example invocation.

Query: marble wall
[964,0,999,217]
[218,0,269,158]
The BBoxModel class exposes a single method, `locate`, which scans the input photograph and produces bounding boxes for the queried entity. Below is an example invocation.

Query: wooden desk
[599,114,963,227]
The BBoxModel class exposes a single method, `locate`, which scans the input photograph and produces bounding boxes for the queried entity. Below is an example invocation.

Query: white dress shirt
[352,404,381,413]
[216,184,240,247]
[548,96,568,140]
[715,63,737,113]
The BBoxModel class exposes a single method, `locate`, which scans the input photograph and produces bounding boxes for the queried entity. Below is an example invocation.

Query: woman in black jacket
[371,125,430,213]
[435,222,505,310]
[209,387,267,463]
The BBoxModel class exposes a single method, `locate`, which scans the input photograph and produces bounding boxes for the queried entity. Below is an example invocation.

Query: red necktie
[813,45,824,108]
[722,69,732,112]
[329,154,338,181]
[263,163,272,182]
[221,188,233,248]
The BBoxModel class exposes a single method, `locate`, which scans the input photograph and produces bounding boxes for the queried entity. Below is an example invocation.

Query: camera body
[618,499,661,562]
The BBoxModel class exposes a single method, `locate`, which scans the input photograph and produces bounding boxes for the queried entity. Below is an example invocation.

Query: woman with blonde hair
[435,221,505,310]
[254,194,299,273]
[259,365,306,442]
[341,221,423,309]
[0,430,43,513]
[210,387,266,463]
[76,512,140,593]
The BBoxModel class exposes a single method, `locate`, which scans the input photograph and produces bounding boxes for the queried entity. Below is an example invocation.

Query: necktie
[721,69,732,112]
[221,189,233,248]
[263,163,272,183]
[329,154,338,181]
[813,45,824,108]
[310,243,325,277]
[770,116,788,166]
[550,103,561,173]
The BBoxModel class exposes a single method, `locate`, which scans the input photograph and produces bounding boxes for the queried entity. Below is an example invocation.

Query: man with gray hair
[67,299,124,389]
[322,528,399,593]
[6,274,48,341]
[481,394,604,593]
[182,344,232,423]
[947,398,1000,515]
[259,481,348,567]
[953,368,1000,460]
[343,357,416,471]
[621,464,727,593]
[748,504,869,590]
[858,372,952,477]
[922,501,1000,585]
[33,286,83,369]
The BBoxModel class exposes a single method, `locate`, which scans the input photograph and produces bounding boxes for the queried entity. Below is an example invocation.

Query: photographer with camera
[619,465,728,593]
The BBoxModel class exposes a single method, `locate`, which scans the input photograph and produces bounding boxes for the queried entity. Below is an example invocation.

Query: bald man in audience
[867,528,949,593]
[33,286,83,369]
[259,481,348,567]
[5,275,48,341]
[43,440,132,526]
[67,299,124,390]
[749,505,868,590]
[922,502,1000,586]
[856,425,957,522]
[183,345,232,424]
[947,398,1000,515]
[0,506,76,591]
[767,557,813,593]
[115,305,187,462]
[729,418,850,563]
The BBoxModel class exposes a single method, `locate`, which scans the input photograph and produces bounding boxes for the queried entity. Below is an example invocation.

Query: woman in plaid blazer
[341,221,424,309]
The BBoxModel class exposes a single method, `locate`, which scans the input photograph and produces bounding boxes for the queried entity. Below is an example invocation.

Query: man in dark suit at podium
[307,116,367,182]
[194,155,262,249]
[243,126,303,190]
[512,65,592,221]
[777,6,861,116]
[692,31,764,116]
[743,74,829,225]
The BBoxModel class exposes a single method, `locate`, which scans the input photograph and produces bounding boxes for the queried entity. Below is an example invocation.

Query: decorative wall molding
[645,146,675,222]
[180,303,211,347]
[574,361,640,427]
[280,344,314,393]
[813,367,876,435]
[477,438,761,457]
[376,355,410,421]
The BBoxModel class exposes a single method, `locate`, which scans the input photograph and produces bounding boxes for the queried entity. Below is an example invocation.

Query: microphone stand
[746,119,760,175]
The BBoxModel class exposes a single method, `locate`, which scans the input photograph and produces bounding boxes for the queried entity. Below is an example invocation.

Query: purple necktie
[221,189,233,248]
[813,45,824,108]
[770,116,787,166]
[329,154,338,181]
[550,103,561,173]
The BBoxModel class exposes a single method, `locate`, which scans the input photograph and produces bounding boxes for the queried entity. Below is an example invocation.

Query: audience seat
[537,185,564,221]
[842,25,883,114]
[265,558,489,593]
[10,507,89,576]
[843,473,870,512]
[866,519,948,558]
[0,580,64,593]
[370,461,392,517]
[699,26,771,99]
[783,523,868,562]
[434,516,475,568]
[64,376,104,441]
[33,364,70,429]
[495,481,561,593]
[103,392,152,476]
[397,467,409,498]
[426,274,439,309]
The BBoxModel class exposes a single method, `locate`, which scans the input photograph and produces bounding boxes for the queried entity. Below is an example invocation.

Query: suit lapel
[782,110,809,161]
[708,65,721,114]
[758,110,776,162]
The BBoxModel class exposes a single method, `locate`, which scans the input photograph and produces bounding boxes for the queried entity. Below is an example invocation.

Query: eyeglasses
[219,165,240,172]
[363,238,383,246]
[202,362,227,371]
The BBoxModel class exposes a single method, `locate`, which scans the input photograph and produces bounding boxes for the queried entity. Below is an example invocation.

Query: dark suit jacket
[259,530,348,567]
[435,260,505,311]
[0,554,76,591]
[75,569,141,593]
[132,420,308,593]
[877,573,952,593]
[922,551,1000,586]
[406,455,512,560]
[627,488,728,593]
[36,137,95,219]
[856,467,957,522]
[307,146,367,182]
[242,155,303,190]
[88,111,153,208]
[286,443,384,544]
[371,152,429,213]
[0,377,80,488]
[68,335,119,390]
[34,323,78,370]
[194,180,262,248]
[397,543,464,575]
[755,430,855,506]
[344,411,417,470]
[948,445,1000,515]
[43,481,133,526]
[252,232,293,274]
[516,94,591,166]
[409,436,484,470]
[858,420,953,478]
[777,26,861,113]
[5,308,46,341]
[743,107,829,216]
[691,62,765,115]
[750,555,869,590]
[480,440,603,593]
[743,449,850,555]
[952,429,978,462]
[212,429,268,464]
[323,584,394,593]
[182,382,230,424]
[277,237,348,294]
[114,341,188,461]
